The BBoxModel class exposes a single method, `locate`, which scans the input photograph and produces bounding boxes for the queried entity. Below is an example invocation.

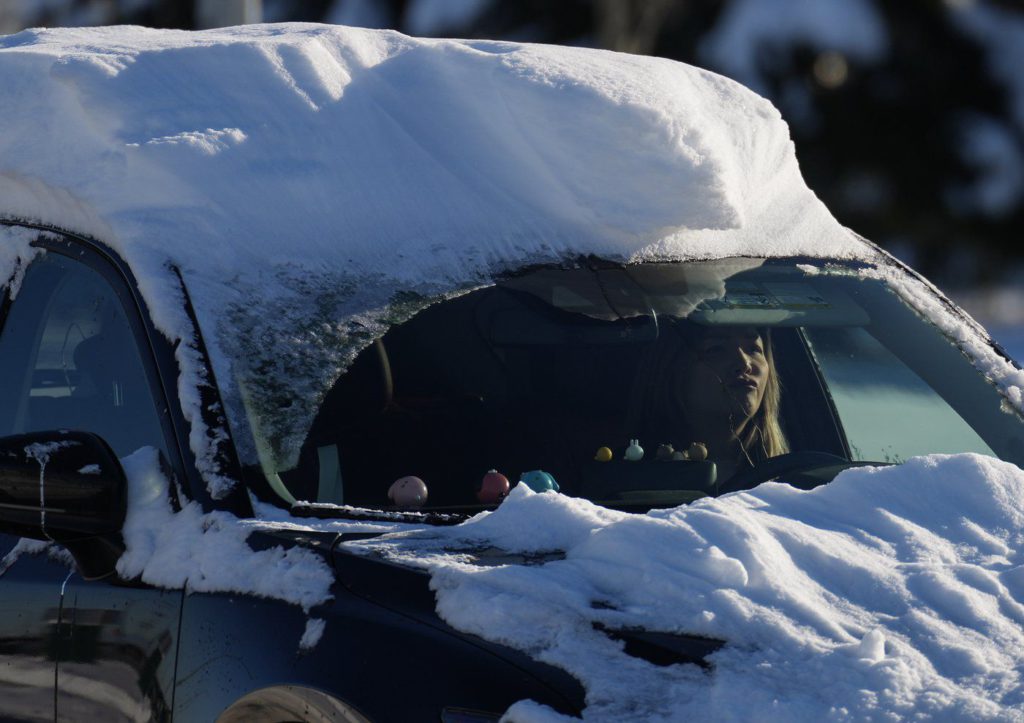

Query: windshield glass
[243,258,1024,511]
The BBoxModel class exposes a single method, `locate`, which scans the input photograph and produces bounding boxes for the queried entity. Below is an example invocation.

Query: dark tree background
[3,0,1023,294]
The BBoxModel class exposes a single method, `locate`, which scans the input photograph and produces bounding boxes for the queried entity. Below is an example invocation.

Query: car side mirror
[0,429,127,579]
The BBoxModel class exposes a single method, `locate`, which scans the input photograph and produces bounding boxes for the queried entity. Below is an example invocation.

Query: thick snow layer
[116,446,335,613]
[0,23,871,489]
[350,454,1024,721]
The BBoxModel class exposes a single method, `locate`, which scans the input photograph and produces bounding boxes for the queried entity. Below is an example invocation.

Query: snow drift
[352,454,1024,721]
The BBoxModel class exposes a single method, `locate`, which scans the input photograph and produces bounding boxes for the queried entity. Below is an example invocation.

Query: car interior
[248,261,1024,514]
[280,282,850,511]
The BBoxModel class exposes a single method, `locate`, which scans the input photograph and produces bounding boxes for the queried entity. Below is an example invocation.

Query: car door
[0,537,71,722]
[0,233,185,722]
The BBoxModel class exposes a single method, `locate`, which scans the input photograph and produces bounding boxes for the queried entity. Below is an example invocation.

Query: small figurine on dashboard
[388,476,429,508]
[687,442,709,462]
[477,469,511,504]
[624,439,644,461]
[519,470,560,493]
[655,443,675,461]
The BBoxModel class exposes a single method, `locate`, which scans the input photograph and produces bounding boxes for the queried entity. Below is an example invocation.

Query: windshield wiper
[593,622,724,668]
[290,502,469,526]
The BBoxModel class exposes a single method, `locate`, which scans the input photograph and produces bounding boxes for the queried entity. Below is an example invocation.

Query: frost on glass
[218,265,472,471]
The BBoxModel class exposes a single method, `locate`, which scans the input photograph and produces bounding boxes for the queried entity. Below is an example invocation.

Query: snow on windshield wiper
[290,502,468,526]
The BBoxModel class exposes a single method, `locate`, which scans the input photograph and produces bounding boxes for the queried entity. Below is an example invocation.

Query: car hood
[326,532,589,710]
[314,456,1024,721]
[330,528,725,671]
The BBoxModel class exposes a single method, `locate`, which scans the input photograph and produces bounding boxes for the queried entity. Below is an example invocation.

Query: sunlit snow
[0,23,870,492]
[350,455,1024,721]
[2,22,1024,722]
[116,447,335,614]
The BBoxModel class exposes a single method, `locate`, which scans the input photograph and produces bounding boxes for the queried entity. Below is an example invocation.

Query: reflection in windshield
[245,260,1024,513]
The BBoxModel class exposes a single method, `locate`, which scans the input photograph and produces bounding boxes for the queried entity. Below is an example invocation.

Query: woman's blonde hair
[631,322,789,463]
[743,328,788,461]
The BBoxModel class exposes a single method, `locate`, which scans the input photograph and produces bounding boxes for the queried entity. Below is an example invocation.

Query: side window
[0,251,168,460]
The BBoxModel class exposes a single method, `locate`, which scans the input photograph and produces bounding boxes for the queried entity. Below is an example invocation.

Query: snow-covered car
[2,24,1024,723]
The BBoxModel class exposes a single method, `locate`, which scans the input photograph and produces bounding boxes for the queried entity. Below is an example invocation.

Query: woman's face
[675,326,769,428]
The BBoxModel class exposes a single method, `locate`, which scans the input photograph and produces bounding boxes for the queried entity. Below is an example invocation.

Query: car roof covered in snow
[0,23,876,490]
[0,23,868,288]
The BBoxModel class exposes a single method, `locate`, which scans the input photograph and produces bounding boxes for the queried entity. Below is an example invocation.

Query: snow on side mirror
[0,429,128,579]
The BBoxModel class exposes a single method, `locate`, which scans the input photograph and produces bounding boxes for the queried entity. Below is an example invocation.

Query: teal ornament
[519,470,559,493]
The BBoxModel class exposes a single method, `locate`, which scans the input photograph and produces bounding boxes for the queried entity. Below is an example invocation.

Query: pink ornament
[477,469,510,504]
[388,476,429,508]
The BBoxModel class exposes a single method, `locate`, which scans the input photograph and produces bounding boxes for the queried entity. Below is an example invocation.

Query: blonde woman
[634,322,788,487]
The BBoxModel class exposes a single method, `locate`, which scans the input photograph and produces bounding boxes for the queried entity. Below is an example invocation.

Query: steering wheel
[717,451,855,495]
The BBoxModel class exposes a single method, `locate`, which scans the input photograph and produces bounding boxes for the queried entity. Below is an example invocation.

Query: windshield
[243,258,1024,512]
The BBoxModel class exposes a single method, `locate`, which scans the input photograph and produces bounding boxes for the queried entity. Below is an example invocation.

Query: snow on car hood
[348,453,1024,721]
[0,24,874,491]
